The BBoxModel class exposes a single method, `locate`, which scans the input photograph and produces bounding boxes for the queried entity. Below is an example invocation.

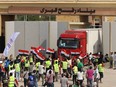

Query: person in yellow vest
[98,62,104,83]
[25,57,30,69]
[45,58,51,72]
[73,63,78,84]
[9,61,14,71]
[29,55,33,64]
[53,61,59,82]
[62,59,68,73]
[15,62,20,81]
[35,59,40,72]
[54,58,58,65]
[8,73,18,87]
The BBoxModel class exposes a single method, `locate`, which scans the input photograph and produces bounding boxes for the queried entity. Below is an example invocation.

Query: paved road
[18,63,116,87]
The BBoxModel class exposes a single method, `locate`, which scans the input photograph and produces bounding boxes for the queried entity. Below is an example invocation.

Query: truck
[57,29,102,65]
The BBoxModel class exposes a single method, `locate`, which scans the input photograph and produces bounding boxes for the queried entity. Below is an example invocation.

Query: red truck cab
[57,30,88,65]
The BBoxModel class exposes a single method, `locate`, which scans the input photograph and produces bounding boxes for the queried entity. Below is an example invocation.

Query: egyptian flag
[46,48,55,54]
[79,54,87,59]
[18,49,29,56]
[33,49,45,60]
[61,49,69,57]
[31,46,45,53]
[36,46,45,52]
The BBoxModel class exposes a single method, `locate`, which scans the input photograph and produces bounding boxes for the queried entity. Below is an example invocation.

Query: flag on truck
[3,32,20,56]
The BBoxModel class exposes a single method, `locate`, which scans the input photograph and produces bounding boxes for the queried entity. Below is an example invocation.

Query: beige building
[0,0,116,52]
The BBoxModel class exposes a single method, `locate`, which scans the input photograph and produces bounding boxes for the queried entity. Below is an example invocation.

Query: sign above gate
[7,6,116,15]
[40,8,96,14]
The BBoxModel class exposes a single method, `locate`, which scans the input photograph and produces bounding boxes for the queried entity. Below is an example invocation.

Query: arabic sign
[40,8,95,14]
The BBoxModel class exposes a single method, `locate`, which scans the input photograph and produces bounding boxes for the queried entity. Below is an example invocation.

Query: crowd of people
[0,50,115,87]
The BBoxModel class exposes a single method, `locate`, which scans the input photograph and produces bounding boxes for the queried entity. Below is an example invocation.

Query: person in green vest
[62,58,68,73]
[98,62,104,83]
[73,63,78,84]
[77,59,83,71]
[53,61,59,82]
[9,61,14,71]
[45,58,51,72]
[35,59,40,72]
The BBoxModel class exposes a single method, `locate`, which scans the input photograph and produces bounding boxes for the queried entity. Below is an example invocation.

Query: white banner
[3,32,20,56]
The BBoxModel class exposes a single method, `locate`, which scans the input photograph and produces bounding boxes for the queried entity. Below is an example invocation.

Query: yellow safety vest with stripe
[29,57,33,63]
[54,64,59,72]
[98,64,104,72]
[8,76,15,87]
[46,60,51,68]
[36,62,40,70]
[15,63,20,72]
[73,66,78,74]
[25,61,30,67]
[9,65,13,71]
[62,61,68,69]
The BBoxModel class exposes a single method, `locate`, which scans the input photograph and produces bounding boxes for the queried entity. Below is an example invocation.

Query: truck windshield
[58,38,79,49]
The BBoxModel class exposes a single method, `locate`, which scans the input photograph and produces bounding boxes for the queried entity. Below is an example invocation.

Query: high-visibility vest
[15,63,20,72]
[29,57,33,63]
[62,61,68,69]
[98,64,104,72]
[36,62,40,70]
[46,60,51,68]
[9,65,13,71]
[25,61,30,67]
[8,76,15,87]
[73,66,78,74]
[54,60,58,64]
[54,64,59,72]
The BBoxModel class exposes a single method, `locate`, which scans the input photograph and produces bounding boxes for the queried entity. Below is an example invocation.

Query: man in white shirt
[89,52,93,65]
[94,65,100,87]
[9,67,15,77]
[38,62,44,85]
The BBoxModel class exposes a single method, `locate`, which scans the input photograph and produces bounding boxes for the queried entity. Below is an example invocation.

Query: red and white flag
[61,49,69,57]
[79,54,87,59]
[18,49,29,55]
[71,50,80,55]
[33,49,45,60]
[31,46,45,53]
[46,48,55,54]
[36,46,45,52]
